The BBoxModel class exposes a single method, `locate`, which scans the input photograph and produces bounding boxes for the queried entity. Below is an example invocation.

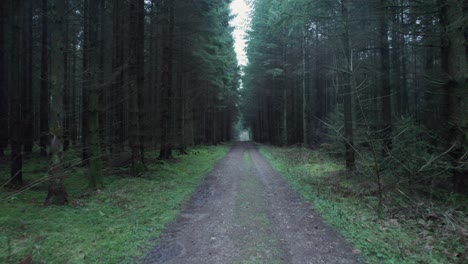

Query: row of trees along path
[242,0,467,196]
[0,0,239,204]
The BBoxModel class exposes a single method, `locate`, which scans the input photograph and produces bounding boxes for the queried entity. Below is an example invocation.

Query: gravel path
[143,142,360,264]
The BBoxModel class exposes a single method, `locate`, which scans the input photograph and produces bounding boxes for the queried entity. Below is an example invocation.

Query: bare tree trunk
[159,0,174,159]
[9,0,24,186]
[128,0,144,175]
[45,0,68,205]
[40,0,50,157]
[379,0,392,154]
[342,0,356,171]
[63,0,71,151]
[399,9,408,115]
[87,0,103,187]
[177,65,187,154]
[71,22,78,146]
[282,34,288,146]
[314,29,325,141]
[98,0,105,152]
[82,0,90,164]
[137,0,146,164]
[391,1,402,117]
[302,29,308,146]
[439,0,467,194]
[0,0,8,157]
[22,0,34,153]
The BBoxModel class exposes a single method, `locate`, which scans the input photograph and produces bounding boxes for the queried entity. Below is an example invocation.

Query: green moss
[0,145,230,263]
[259,145,466,264]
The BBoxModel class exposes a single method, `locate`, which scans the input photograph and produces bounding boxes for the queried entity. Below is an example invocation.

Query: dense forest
[1,0,239,203]
[242,0,467,196]
[0,0,467,262]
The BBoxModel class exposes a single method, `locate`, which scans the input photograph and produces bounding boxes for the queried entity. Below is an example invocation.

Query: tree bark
[391,1,402,117]
[379,0,392,153]
[399,10,408,115]
[137,0,146,164]
[86,0,103,187]
[71,21,78,146]
[45,0,68,205]
[302,29,308,146]
[0,0,8,157]
[22,0,34,153]
[40,0,50,157]
[128,0,144,175]
[159,0,174,159]
[112,0,125,151]
[439,0,467,194]
[63,0,70,151]
[9,0,24,186]
[82,0,90,164]
[342,0,356,171]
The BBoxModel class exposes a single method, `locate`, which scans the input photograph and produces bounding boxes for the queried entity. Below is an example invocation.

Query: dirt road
[143,142,360,264]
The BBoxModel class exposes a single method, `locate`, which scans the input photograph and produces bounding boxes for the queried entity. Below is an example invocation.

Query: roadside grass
[0,144,230,263]
[259,145,467,264]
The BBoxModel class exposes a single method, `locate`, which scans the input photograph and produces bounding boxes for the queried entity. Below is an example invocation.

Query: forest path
[142,142,360,264]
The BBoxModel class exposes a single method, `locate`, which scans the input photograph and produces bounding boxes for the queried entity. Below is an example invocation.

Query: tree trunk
[9,0,24,186]
[71,22,78,146]
[82,0,90,164]
[22,0,34,153]
[159,0,174,159]
[97,0,107,153]
[391,2,402,117]
[86,0,103,187]
[40,0,50,157]
[302,29,308,146]
[112,0,125,151]
[128,0,144,175]
[0,0,8,157]
[379,0,392,153]
[439,0,467,194]
[399,10,408,115]
[178,68,187,154]
[63,0,70,151]
[342,0,356,171]
[137,0,146,164]
[45,0,68,206]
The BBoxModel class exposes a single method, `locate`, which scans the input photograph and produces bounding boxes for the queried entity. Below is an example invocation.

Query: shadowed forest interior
[0,0,467,263]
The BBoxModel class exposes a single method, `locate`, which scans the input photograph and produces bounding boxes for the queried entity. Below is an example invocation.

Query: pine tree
[45,0,68,205]
[128,0,145,175]
[40,0,50,157]
[439,0,467,194]
[9,0,24,186]
[0,0,7,157]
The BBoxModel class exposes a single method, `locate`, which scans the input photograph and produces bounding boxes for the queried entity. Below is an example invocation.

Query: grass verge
[259,144,467,264]
[0,144,230,263]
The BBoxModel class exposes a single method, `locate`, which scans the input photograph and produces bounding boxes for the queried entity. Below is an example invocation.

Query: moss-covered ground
[0,145,230,263]
[260,145,467,264]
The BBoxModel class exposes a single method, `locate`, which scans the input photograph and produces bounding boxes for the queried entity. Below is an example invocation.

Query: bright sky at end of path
[230,0,252,67]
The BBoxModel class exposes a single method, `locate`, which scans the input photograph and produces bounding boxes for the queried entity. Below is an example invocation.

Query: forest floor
[143,142,360,264]
[2,142,465,263]
[260,145,467,264]
[0,145,230,263]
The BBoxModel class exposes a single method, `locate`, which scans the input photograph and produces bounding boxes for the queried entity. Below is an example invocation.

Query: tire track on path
[143,142,360,264]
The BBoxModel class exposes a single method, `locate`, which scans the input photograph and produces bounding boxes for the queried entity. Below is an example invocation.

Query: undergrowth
[260,145,467,264]
[0,144,230,263]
